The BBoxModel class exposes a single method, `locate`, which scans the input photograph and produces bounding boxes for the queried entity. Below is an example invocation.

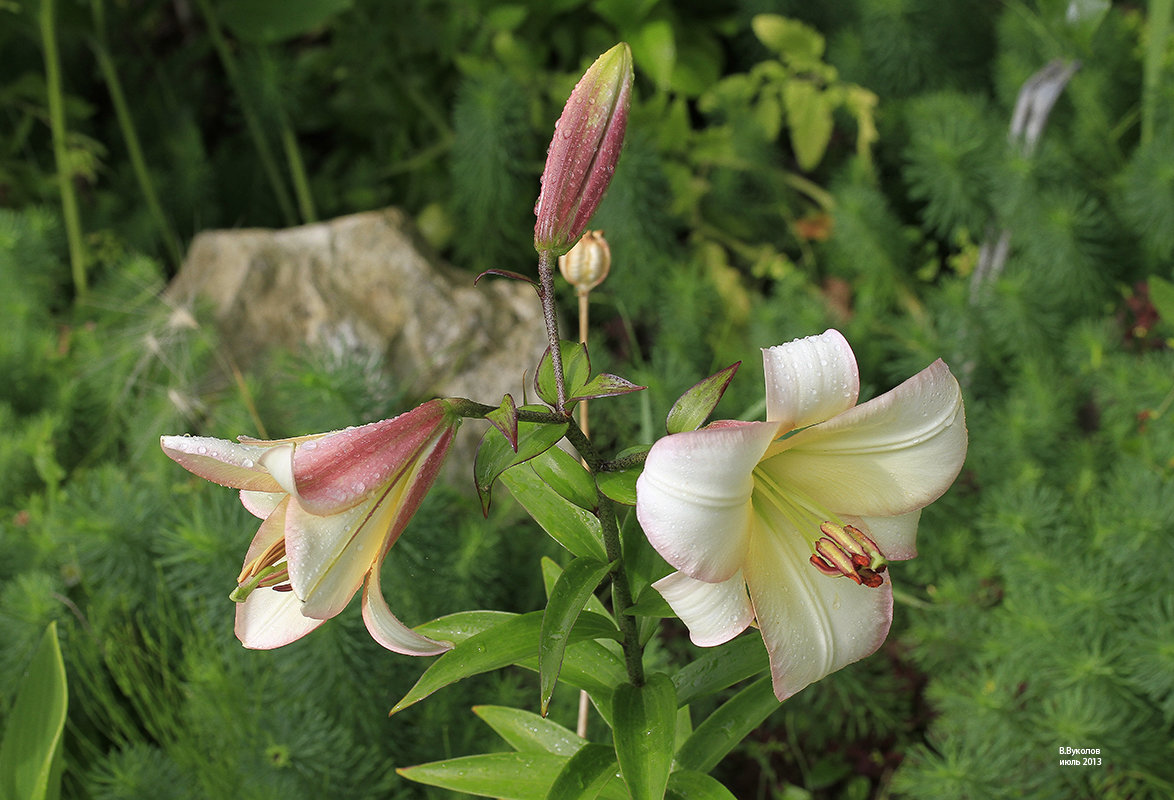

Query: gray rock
[166,208,550,483]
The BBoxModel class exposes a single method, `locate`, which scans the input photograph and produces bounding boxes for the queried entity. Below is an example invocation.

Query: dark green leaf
[541,557,614,713]
[612,673,677,800]
[0,622,67,800]
[530,446,598,511]
[596,445,648,505]
[397,752,565,798]
[672,633,769,706]
[501,464,607,560]
[666,770,738,800]
[546,743,620,800]
[675,675,778,773]
[472,706,584,756]
[666,362,740,434]
[541,557,611,618]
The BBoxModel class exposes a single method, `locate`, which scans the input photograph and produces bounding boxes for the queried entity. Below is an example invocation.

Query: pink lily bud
[534,43,633,256]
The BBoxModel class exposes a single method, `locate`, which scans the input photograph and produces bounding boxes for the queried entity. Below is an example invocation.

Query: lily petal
[653,570,754,647]
[160,435,282,492]
[763,329,859,430]
[284,493,391,620]
[361,559,452,656]
[240,490,285,520]
[240,495,288,564]
[636,420,782,582]
[291,401,453,516]
[743,509,894,700]
[845,510,921,561]
[761,359,966,517]
[235,587,325,649]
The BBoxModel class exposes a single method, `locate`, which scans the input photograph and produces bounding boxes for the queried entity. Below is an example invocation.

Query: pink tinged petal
[845,510,922,561]
[761,359,967,517]
[743,509,893,701]
[636,420,782,582]
[240,490,285,519]
[235,587,325,649]
[762,329,859,430]
[291,400,455,515]
[361,559,452,656]
[653,570,754,647]
[160,435,282,492]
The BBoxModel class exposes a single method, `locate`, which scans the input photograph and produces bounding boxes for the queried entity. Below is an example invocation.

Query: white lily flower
[636,330,967,700]
[161,400,460,655]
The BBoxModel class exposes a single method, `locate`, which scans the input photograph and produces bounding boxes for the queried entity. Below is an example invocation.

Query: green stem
[537,249,570,414]
[280,123,317,223]
[90,0,183,265]
[194,0,297,225]
[597,497,644,686]
[39,0,87,296]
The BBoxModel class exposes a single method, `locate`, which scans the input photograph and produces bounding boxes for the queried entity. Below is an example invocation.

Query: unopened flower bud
[534,43,633,256]
[559,230,611,294]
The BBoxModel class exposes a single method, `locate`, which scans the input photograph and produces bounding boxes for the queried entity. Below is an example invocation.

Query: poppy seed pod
[534,43,633,256]
[558,230,611,294]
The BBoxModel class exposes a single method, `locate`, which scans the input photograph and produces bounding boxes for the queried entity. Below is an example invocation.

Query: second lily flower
[161,399,460,655]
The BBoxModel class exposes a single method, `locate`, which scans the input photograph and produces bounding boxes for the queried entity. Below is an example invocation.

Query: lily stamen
[809,522,888,588]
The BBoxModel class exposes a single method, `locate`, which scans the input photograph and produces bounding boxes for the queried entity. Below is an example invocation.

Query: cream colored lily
[636,330,967,700]
[160,399,460,654]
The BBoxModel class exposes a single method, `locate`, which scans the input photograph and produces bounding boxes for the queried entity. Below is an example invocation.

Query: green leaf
[1149,275,1174,323]
[536,341,591,407]
[0,622,67,800]
[475,409,569,513]
[530,446,598,511]
[218,0,353,43]
[393,611,620,716]
[541,557,614,713]
[486,393,520,450]
[783,80,834,171]
[675,675,779,773]
[546,743,620,800]
[624,586,674,619]
[568,372,645,403]
[596,445,648,506]
[665,362,741,434]
[398,752,566,798]
[666,770,739,800]
[612,673,677,800]
[472,706,585,756]
[751,14,825,61]
[672,633,770,706]
[632,18,676,92]
[501,463,607,560]
[541,557,611,618]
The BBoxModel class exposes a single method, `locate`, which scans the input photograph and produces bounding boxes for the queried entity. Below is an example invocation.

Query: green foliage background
[2,0,1173,797]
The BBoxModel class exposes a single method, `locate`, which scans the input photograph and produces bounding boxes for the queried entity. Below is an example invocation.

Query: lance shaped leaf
[672,633,769,706]
[547,743,621,800]
[501,465,607,560]
[0,623,67,800]
[472,705,584,756]
[568,372,645,403]
[475,409,569,513]
[540,556,614,714]
[665,362,740,434]
[612,673,677,800]
[530,445,598,511]
[675,675,778,773]
[666,771,739,800]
